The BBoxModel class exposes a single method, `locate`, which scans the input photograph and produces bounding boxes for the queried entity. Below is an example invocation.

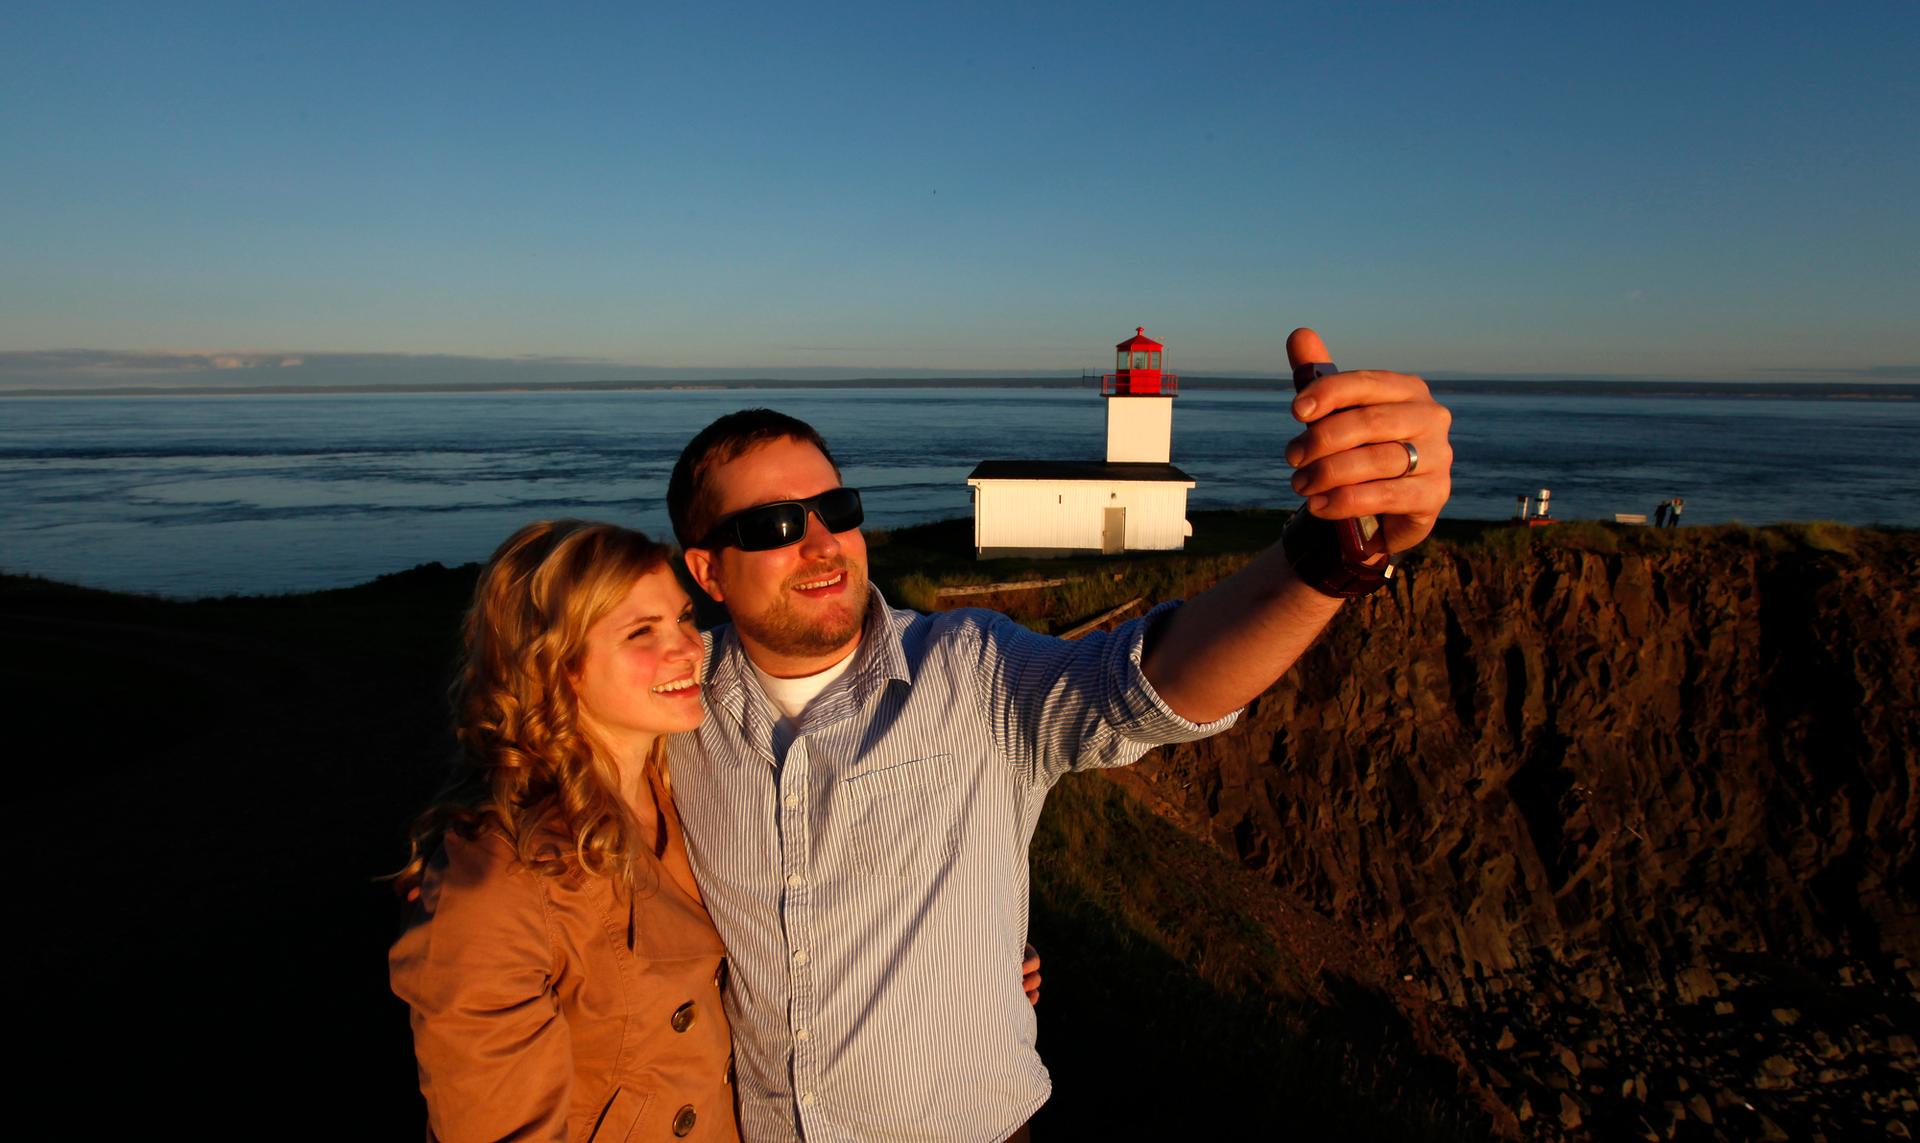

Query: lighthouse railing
[1092,372,1181,396]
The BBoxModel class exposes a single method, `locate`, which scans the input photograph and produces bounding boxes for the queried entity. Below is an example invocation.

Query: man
[665,329,1453,1142]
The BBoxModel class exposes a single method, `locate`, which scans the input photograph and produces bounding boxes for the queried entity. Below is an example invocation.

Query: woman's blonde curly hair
[397,519,678,896]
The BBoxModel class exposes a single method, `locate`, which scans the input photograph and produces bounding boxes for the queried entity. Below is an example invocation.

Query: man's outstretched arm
[1142,327,1455,724]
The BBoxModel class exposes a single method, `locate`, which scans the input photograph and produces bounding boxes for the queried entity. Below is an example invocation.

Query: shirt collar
[702,582,908,709]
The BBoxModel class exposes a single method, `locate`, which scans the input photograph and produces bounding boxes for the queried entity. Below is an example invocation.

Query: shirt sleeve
[964,599,1241,787]
[389,832,573,1143]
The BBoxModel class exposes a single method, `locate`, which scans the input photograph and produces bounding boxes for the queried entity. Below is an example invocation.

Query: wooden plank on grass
[1060,597,1144,640]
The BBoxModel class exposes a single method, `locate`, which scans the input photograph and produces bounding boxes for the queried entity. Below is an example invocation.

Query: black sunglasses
[699,487,864,552]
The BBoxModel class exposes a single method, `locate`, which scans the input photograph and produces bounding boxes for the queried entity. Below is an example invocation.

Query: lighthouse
[1105,326,1176,462]
[966,327,1196,558]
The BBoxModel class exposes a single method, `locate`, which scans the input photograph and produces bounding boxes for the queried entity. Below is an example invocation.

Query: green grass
[869,510,1279,632]
[1764,520,1860,556]
[1415,515,1913,564]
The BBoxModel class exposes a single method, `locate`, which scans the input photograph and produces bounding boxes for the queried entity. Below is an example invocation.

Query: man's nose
[797,508,844,558]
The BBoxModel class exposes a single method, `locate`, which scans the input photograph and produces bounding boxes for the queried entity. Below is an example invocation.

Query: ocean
[3,385,1916,597]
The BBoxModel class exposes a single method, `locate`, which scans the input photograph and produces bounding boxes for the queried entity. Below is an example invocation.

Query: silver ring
[1397,440,1419,477]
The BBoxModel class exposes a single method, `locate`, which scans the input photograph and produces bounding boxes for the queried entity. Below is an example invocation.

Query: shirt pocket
[841,753,963,878]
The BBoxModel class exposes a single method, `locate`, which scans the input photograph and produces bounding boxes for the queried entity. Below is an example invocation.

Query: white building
[966,327,1196,558]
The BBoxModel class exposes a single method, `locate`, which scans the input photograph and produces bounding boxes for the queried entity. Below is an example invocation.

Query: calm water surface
[3,387,1916,596]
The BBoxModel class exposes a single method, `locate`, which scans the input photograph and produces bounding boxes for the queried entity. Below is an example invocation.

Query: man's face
[682,435,870,677]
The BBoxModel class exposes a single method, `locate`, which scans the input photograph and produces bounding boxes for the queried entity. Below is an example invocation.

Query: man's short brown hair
[667,409,841,548]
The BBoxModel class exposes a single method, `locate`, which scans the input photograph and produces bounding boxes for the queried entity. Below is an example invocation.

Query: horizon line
[5,375,1918,400]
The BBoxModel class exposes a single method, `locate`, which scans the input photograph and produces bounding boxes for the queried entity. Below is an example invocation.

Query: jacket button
[672,1105,698,1137]
[670,1001,697,1033]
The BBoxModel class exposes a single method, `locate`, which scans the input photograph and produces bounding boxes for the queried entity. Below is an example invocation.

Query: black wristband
[1282,506,1397,598]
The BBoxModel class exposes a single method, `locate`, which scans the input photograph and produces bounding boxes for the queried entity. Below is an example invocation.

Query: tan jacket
[391,786,738,1143]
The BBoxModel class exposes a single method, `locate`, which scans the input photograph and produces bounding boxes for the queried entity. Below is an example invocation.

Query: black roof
[966,459,1195,482]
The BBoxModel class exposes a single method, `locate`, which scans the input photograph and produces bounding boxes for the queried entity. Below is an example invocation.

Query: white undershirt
[749,647,857,752]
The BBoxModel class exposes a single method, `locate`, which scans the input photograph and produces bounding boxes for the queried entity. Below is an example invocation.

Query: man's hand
[1022,943,1041,1006]
[1283,328,1453,553]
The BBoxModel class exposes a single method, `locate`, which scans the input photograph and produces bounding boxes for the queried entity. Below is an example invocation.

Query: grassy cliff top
[866,510,1916,628]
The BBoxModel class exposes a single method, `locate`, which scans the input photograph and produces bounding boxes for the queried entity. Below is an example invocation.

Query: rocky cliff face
[1130,528,1918,994]
[1112,526,1920,1137]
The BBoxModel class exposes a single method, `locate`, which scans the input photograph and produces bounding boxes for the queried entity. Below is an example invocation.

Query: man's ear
[682,545,726,602]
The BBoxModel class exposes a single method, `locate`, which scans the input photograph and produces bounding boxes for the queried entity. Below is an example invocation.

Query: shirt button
[786,873,804,888]
[784,792,801,808]
[793,949,810,966]
[672,1106,698,1137]
[795,1027,811,1042]
[800,1092,817,1108]
[670,1001,697,1033]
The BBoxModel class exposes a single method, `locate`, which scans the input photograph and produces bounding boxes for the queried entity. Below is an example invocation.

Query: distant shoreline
[3,376,1916,401]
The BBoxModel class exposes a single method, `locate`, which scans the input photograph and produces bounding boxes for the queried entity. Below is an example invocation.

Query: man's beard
[734,558,870,661]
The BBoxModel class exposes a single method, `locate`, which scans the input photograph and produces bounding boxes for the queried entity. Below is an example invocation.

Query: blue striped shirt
[668,588,1238,1143]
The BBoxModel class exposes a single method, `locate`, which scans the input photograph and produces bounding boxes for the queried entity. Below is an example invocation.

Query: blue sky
[2,0,1915,386]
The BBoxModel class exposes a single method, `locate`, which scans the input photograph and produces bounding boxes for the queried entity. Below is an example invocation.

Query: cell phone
[1291,361,1390,571]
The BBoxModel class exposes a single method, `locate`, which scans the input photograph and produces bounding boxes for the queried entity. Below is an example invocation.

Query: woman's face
[571,565,705,755]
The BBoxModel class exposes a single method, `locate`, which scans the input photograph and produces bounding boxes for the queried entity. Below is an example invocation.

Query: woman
[391,520,737,1143]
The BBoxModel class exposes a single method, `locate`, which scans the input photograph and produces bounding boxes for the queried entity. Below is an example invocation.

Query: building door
[1102,507,1126,555]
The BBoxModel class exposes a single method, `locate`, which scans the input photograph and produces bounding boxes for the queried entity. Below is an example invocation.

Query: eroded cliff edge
[1100,524,1918,1137]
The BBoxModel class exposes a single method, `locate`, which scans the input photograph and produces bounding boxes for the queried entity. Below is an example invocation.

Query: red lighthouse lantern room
[1103,327,1178,396]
